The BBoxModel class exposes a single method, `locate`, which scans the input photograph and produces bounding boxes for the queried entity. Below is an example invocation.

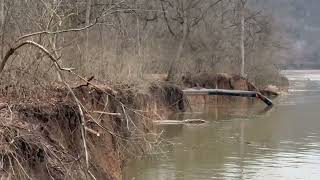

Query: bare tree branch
[15,18,99,42]
[160,0,176,37]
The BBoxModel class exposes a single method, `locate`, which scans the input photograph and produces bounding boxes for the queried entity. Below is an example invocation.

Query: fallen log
[183,88,273,106]
[154,119,207,125]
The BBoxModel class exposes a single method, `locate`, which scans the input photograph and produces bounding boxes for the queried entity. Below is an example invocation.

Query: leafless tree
[0,0,288,90]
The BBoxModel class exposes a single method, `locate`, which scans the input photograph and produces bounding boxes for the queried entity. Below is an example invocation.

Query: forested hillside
[254,0,320,68]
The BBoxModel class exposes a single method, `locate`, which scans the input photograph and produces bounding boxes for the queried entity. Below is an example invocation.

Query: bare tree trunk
[136,2,142,78]
[136,8,141,59]
[240,0,245,77]
[85,0,92,70]
[167,4,188,81]
[47,0,62,81]
[0,0,5,59]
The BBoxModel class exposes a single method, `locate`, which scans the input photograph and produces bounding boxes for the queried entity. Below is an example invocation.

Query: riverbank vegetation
[0,0,289,179]
[0,0,288,93]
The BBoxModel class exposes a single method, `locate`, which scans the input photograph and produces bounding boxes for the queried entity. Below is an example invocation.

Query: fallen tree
[183,88,273,106]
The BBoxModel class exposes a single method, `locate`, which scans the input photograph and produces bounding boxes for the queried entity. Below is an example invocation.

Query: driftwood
[183,88,273,106]
[154,119,207,125]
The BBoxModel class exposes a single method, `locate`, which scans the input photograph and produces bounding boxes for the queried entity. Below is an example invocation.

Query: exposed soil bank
[181,73,257,107]
[182,73,257,91]
[0,82,186,180]
[182,72,289,92]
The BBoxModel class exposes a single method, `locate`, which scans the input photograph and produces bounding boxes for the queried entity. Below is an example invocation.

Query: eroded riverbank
[0,73,287,179]
[124,70,320,180]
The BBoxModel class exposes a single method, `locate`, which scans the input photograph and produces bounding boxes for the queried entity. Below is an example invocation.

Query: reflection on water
[124,70,320,180]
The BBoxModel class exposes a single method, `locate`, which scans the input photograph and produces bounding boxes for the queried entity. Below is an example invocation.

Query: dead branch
[16,18,99,42]
[121,105,130,130]
[0,41,65,74]
[85,127,101,137]
[15,0,125,43]
[0,40,90,170]
[190,0,224,27]
[160,0,176,38]
[92,111,122,116]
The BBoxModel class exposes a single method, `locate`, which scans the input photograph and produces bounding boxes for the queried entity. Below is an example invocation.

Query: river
[124,70,320,180]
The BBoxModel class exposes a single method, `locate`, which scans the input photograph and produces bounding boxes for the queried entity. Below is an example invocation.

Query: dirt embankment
[0,82,185,180]
[182,72,258,91]
[181,72,260,106]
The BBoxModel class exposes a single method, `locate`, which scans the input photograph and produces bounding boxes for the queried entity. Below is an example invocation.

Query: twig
[11,152,32,180]
[0,103,13,123]
[92,111,121,116]
[121,105,130,131]
[85,127,100,137]
[96,95,109,122]
[88,170,97,180]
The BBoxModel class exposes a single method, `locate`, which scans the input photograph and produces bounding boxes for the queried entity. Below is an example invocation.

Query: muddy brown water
[124,70,320,180]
